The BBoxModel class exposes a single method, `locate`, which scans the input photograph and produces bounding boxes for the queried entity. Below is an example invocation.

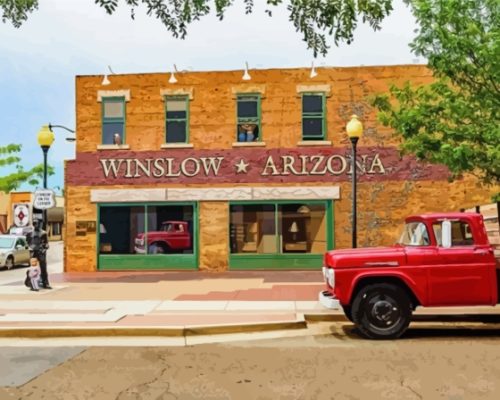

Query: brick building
[65,65,494,272]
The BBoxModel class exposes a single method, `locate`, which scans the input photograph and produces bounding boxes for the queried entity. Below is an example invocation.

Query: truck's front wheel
[351,283,412,340]
[342,305,353,322]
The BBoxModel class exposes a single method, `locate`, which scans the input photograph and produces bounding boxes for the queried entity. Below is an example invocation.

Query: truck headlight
[326,268,335,288]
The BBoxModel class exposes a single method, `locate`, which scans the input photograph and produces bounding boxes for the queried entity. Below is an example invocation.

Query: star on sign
[235,159,250,174]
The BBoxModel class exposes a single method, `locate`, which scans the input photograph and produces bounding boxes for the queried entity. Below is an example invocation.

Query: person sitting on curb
[25,257,41,292]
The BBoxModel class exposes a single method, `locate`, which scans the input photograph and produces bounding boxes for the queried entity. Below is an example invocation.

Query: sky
[0,0,419,194]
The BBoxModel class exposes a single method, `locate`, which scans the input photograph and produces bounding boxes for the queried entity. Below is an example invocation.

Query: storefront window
[99,206,145,255]
[230,202,327,255]
[145,205,194,254]
[98,203,198,270]
[278,203,327,253]
[230,204,276,253]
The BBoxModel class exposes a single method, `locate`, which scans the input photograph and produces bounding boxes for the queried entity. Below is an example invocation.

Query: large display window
[229,200,333,269]
[98,202,197,270]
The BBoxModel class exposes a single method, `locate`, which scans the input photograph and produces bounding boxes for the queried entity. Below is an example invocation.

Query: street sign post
[33,189,56,210]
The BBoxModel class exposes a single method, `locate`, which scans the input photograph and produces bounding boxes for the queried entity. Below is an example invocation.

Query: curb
[0,314,497,338]
[0,319,308,338]
[304,313,346,322]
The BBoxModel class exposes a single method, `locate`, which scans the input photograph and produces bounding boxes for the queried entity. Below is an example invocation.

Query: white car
[0,235,31,270]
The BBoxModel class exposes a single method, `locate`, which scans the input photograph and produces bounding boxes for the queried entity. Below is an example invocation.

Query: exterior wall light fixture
[242,62,251,81]
[169,64,178,84]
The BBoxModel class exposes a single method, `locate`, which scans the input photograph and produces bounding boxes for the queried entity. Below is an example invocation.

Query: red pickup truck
[134,221,191,254]
[319,212,500,339]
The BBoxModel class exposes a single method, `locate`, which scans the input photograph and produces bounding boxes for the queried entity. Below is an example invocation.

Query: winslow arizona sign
[66,147,450,185]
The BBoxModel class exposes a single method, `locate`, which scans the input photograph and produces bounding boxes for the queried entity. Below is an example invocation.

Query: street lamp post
[48,123,76,142]
[36,125,55,230]
[346,115,363,248]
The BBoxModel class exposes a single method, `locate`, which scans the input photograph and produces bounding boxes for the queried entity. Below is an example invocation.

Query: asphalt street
[0,322,499,400]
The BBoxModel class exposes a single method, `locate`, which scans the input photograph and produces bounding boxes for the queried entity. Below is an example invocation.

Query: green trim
[101,96,126,145]
[301,92,326,140]
[164,95,189,144]
[97,202,198,270]
[328,200,334,250]
[236,93,262,142]
[228,200,334,270]
[96,204,101,270]
[229,254,323,270]
[194,201,199,267]
[99,254,197,270]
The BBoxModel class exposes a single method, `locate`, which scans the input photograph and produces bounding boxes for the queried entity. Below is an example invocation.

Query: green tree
[0,0,393,56]
[372,0,499,189]
[0,144,54,192]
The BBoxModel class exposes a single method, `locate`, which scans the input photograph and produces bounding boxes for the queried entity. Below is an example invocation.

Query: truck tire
[342,305,353,322]
[351,283,412,340]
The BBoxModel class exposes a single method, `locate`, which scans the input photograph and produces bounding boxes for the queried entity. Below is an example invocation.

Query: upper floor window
[102,97,126,145]
[302,93,325,140]
[237,94,260,142]
[165,95,189,143]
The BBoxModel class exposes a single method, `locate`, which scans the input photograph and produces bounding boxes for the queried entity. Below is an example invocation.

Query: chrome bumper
[318,290,340,310]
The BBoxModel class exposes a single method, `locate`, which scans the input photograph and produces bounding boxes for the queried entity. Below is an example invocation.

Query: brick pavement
[0,270,499,337]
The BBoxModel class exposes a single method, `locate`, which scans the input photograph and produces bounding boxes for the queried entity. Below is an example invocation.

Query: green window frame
[301,92,326,140]
[165,95,190,144]
[97,202,199,270]
[228,200,334,270]
[236,93,261,142]
[101,96,126,145]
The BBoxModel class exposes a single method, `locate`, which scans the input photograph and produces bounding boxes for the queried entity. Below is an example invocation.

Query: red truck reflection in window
[134,221,191,254]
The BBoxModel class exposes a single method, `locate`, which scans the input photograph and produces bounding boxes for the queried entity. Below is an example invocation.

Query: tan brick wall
[65,186,97,272]
[334,177,497,249]
[199,202,229,272]
[75,65,434,152]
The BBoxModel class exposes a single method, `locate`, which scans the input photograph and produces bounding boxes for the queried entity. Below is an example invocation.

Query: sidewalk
[0,270,499,338]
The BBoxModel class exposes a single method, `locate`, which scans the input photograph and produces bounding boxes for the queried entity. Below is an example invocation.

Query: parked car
[134,221,192,254]
[0,235,31,270]
[319,212,500,339]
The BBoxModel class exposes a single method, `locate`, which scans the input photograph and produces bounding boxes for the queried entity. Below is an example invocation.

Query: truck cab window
[434,221,474,247]
[398,222,430,246]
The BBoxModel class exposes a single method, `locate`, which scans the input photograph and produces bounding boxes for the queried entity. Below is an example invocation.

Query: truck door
[428,220,492,305]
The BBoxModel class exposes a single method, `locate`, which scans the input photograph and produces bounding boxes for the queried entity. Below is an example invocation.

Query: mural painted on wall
[66,147,449,186]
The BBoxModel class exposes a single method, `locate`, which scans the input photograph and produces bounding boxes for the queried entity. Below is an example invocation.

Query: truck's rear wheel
[351,283,412,340]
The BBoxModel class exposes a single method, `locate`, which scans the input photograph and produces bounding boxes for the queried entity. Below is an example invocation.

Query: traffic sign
[13,203,30,227]
[33,189,56,210]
